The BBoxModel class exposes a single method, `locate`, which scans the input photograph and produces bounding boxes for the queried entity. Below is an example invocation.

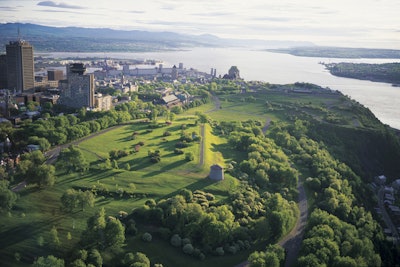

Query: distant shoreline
[266,47,400,59]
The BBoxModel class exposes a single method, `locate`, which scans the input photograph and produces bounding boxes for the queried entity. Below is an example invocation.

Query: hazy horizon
[1,0,399,49]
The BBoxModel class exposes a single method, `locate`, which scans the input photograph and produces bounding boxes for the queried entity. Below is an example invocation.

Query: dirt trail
[278,179,308,267]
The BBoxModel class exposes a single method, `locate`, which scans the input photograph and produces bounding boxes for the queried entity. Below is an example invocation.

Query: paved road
[45,124,125,164]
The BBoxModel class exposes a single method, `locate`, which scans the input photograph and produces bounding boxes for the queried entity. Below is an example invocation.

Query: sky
[0,0,399,49]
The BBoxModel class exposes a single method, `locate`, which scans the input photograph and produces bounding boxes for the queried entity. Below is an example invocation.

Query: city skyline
[0,0,399,49]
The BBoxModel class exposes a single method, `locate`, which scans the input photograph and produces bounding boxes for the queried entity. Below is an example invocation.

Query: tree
[170,234,182,247]
[87,249,103,267]
[248,244,284,267]
[28,136,51,151]
[104,218,125,248]
[49,226,61,249]
[33,255,64,267]
[34,164,56,188]
[133,252,150,267]
[196,112,209,123]
[61,189,79,212]
[185,151,194,161]
[142,232,152,242]
[77,190,95,211]
[15,151,55,188]
[57,146,89,173]
[0,180,17,211]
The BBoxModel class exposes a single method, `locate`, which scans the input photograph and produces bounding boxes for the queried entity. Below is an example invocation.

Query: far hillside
[324,62,400,85]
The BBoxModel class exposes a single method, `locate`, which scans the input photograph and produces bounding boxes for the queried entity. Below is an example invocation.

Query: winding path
[205,93,221,113]
[278,179,308,267]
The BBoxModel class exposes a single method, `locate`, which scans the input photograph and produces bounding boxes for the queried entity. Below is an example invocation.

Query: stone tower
[209,164,224,181]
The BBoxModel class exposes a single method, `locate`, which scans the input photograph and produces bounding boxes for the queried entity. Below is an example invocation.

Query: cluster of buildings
[0,39,114,119]
[0,37,220,121]
[374,175,400,242]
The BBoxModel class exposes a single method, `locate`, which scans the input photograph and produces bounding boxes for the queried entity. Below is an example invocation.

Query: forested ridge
[0,80,400,266]
[324,62,400,84]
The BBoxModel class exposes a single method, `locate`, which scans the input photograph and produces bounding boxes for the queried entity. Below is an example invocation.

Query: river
[41,47,400,129]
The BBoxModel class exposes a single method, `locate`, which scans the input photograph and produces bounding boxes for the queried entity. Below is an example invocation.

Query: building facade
[47,69,64,81]
[94,93,113,111]
[0,55,7,89]
[6,40,34,92]
[59,63,94,109]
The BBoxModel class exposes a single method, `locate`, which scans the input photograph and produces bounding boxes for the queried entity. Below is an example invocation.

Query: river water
[41,47,400,129]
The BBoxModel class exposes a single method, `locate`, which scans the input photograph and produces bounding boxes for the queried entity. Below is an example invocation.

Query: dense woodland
[268,47,400,59]
[1,79,400,266]
[324,62,400,84]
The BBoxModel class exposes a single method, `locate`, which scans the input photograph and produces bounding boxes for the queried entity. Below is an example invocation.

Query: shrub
[163,131,172,136]
[148,150,161,163]
[227,245,238,254]
[182,238,191,246]
[174,148,184,155]
[145,199,157,208]
[215,247,224,256]
[175,141,188,148]
[142,232,152,242]
[182,244,194,255]
[124,163,131,171]
[126,224,138,236]
[170,234,182,247]
[138,141,145,146]
[185,152,194,161]
[134,145,141,152]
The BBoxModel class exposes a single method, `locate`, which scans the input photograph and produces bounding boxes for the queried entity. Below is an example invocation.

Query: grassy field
[0,88,363,266]
[0,115,242,266]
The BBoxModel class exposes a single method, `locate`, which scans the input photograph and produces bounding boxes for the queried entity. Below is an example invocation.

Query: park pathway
[278,179,308,267]
[205,93,221,113]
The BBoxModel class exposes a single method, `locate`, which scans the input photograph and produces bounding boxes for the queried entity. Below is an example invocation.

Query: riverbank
[323,62,400,85]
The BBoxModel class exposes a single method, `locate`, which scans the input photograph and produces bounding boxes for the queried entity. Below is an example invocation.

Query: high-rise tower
[59,63,94,109]
[6,40,34,92]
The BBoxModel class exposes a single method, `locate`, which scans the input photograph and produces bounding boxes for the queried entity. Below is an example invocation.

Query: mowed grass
[0,116,243,266]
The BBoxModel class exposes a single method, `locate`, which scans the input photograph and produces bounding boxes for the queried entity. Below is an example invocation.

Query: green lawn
[0,116,242,266]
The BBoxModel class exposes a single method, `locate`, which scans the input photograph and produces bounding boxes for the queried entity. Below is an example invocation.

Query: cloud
[39,9,83,14]
[251,16,295,22]
[37,1,84,9]
[129,10,145,14]
[0,6,17,11]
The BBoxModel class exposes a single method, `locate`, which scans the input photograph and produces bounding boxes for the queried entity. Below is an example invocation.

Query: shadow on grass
[160,176,214,200]
[0,215,66,250]
[142,159,187,178]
